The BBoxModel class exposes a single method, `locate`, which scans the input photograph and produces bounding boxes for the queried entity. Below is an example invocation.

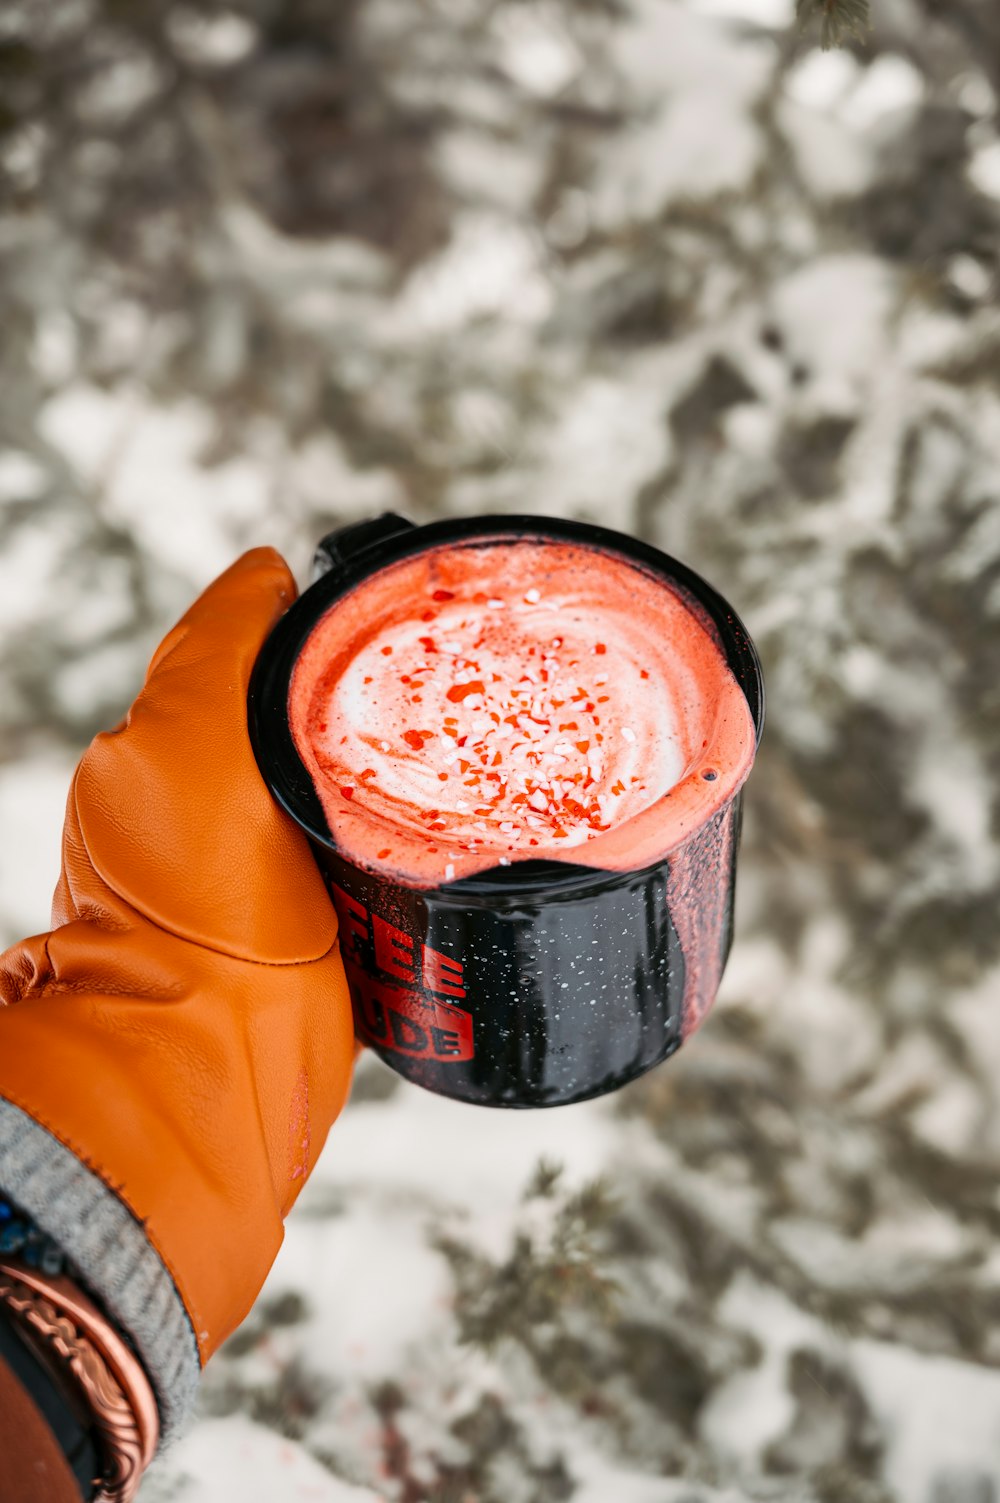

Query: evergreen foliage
[437,1161,620,1366]
[796,0,872,47]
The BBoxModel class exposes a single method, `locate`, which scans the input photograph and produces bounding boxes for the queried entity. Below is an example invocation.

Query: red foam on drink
[288,539,755,887]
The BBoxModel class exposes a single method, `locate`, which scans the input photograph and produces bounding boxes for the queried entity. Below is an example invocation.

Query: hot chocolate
[288,537,755,887]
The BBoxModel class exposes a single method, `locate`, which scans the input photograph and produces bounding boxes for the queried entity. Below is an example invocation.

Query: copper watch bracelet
[0,1259,159,1503]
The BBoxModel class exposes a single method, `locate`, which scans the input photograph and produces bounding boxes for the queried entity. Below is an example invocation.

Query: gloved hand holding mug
[0,549,356,1502]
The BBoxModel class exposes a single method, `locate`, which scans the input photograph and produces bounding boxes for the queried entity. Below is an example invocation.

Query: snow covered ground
[2,0,1000,1499]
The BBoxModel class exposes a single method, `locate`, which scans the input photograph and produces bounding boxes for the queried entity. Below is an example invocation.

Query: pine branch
[796,0,871,48]
[523,1156,563,1201]
[437,1172,620,1360]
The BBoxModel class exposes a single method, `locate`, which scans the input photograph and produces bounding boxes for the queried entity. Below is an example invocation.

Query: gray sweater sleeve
[0,1095,200,1447]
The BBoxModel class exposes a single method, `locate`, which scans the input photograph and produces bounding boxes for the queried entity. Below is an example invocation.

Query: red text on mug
[330,882,474,1062]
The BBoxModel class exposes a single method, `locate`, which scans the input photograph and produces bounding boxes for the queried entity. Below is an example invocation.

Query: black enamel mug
[248,514,763,1108]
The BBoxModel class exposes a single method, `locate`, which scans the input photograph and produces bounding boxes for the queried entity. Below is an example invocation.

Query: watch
[0,1259,159,1503]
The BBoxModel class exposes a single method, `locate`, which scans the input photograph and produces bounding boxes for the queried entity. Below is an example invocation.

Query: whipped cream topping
[289,539,756,886]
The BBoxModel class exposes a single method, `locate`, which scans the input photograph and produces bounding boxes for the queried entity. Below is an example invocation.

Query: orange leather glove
[0,550,355,1405]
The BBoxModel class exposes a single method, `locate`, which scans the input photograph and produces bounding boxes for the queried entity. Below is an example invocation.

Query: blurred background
[2,1,1000,1499]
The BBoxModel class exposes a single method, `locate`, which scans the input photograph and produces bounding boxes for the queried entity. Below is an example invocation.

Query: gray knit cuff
[0,1095,200,1447]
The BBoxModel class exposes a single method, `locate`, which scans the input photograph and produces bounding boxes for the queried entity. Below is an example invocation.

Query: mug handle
[311,513,417,584]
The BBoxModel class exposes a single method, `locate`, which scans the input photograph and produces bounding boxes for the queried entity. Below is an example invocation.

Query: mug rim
[248,513,764,902]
